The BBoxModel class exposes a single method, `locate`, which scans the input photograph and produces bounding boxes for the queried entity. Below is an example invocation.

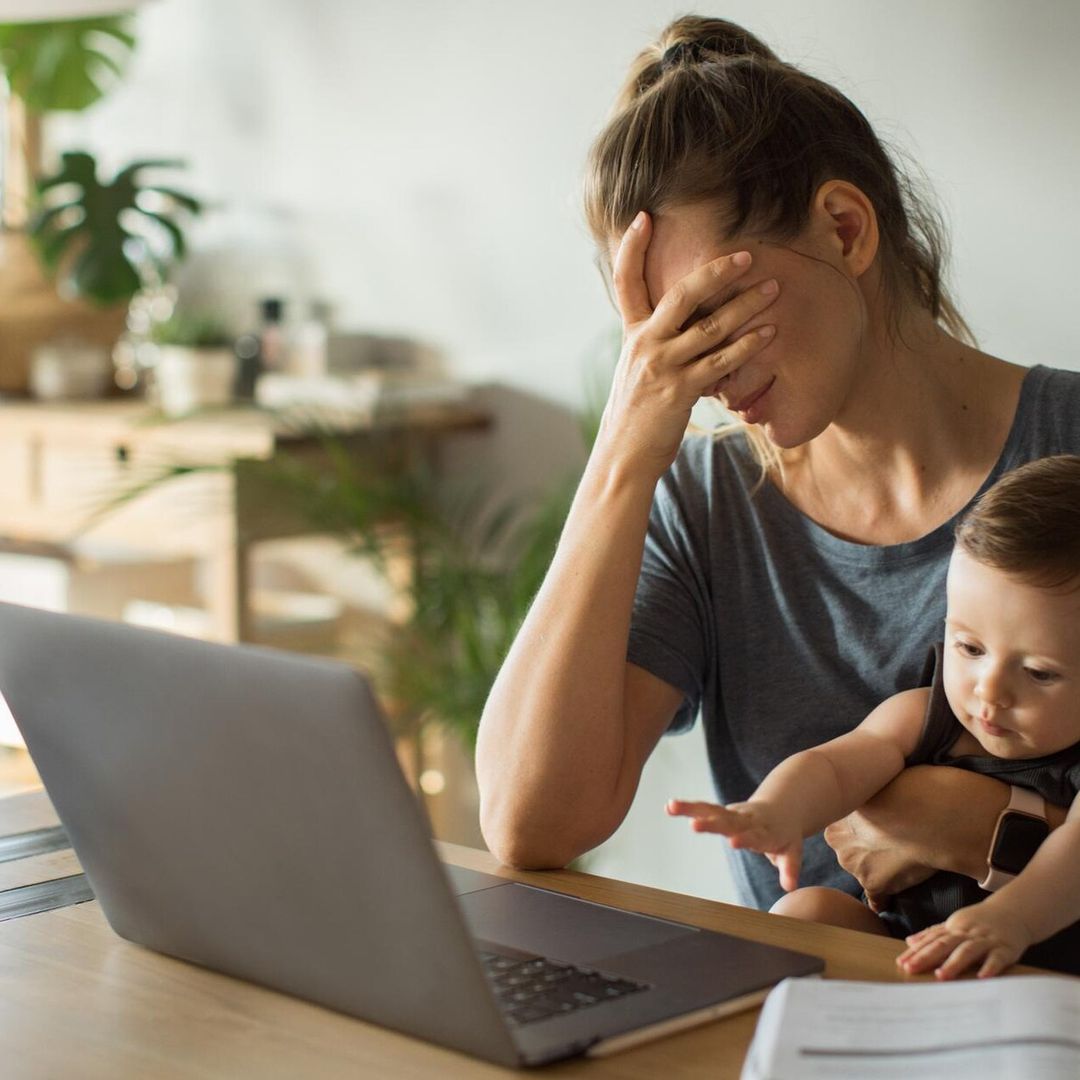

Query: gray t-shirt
[626,364,1080,910]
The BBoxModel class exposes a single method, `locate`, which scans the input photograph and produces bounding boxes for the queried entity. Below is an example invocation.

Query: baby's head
[943,455,1080,759]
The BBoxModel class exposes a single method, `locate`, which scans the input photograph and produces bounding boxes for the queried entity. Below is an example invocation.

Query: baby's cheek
[940,668,971,725]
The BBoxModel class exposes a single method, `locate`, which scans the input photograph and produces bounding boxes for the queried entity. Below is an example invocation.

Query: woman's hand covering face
[598,211,779,481]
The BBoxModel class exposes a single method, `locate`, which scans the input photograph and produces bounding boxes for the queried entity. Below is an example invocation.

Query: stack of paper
[743,975,1080,1079]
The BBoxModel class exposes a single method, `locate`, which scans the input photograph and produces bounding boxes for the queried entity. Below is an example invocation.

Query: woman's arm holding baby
[898,794,1080,979]
[826,768,1071,907]
[667,688,927,890]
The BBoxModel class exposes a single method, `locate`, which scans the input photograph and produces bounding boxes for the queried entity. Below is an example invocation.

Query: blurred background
[0,0,1077,906]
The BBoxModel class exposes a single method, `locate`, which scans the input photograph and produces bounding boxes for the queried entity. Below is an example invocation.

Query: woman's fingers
[650,249,755,338]
[676,278,779,364]
[611,212,654,326]
[690,325,776,396]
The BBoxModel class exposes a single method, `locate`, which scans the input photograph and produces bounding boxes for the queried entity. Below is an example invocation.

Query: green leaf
[113,159,186,186]
[27,200,76,237]
[135,207,186,259]
[141,185,204,215]
[30,151,201,305]
[35,220,85,271]
[69,235,142,306]
[94,397,586,750]
[37,150,98,192]
[0,16,137,112]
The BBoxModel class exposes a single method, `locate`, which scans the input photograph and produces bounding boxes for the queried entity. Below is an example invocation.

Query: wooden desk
[0,399,489,642]
[0,789,921,1079]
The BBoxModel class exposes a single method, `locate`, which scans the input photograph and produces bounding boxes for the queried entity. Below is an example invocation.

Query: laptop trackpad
[458,882,695,965]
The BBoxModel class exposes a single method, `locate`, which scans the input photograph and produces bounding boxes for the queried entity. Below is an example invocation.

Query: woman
[475,15,1080,916]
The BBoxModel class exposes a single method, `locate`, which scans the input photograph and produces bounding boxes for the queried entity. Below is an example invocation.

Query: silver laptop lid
[0,602,520,1067]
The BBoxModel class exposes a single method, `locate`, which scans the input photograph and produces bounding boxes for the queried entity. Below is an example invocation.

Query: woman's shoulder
[1010,364,1080,454]
[1019,363,1080,411]
[1024,362,1080,390]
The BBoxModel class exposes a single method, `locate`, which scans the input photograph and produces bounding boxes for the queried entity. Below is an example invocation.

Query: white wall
[51,0,1080,401]
[48,0,1080,902]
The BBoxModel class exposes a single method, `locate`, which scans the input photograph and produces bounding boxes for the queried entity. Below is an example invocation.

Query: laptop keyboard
[479,949,649,1027]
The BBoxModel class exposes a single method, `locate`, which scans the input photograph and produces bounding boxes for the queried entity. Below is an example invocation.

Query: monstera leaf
[0,16,136,112]
[29,151,202,306]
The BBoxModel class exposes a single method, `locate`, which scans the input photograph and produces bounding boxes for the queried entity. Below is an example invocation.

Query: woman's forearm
[826,766,1069,900]
[476,216,781,870]
[475,440,661,868]
[921,770,1068,880]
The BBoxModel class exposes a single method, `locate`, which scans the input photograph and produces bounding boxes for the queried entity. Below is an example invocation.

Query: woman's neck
[776,315,1026,545]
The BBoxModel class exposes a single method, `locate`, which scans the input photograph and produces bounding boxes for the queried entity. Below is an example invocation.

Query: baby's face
[942,547,1080,759]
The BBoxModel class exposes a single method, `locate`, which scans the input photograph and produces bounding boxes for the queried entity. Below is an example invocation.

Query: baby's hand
[896,901,1032,979]
[666,798,804,891]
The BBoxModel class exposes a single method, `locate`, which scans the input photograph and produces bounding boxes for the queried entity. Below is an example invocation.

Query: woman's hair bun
[657,16,779,68]
[621,15,781,103]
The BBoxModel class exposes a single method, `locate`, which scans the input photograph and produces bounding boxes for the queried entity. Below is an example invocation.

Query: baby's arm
[898,791,1080,979]
[667,688,927,890]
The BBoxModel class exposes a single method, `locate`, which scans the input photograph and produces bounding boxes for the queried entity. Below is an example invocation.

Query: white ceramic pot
[154,346,237,416]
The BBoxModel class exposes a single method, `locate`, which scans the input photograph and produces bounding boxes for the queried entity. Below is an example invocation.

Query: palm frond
[91,396,596,749]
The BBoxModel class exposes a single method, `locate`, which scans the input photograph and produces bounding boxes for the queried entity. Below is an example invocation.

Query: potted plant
[150,311,236,416]
[0,11,203,393]
[30,150,202,307]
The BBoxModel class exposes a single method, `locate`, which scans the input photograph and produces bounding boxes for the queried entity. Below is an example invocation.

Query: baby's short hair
[956,455,1080,590]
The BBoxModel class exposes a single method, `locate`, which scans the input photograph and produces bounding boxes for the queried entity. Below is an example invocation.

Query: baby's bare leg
[770,887,890,936]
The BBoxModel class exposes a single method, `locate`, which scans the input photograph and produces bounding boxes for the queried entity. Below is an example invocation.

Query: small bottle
[288,300,331,378]
[258,297,287,373]
[233,333,261,400]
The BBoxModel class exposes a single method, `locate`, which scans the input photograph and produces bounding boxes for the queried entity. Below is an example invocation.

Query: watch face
[992,813,1051,876]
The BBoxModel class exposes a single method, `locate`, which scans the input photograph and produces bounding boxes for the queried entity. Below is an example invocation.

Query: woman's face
[638,201,868,449]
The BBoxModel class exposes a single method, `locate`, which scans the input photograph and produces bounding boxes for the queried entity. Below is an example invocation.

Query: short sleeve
[626,449,714,734]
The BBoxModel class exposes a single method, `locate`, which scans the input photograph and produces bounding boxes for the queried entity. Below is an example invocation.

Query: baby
[668,454,1080,978]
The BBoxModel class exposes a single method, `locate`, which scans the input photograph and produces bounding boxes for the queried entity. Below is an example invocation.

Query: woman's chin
[751,417,814,452]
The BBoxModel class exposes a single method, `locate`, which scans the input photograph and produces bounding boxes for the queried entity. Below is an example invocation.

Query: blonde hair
[956,456,1080,592]
[583,15,973,474]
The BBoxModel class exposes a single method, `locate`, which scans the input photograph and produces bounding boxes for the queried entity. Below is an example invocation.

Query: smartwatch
[978,785,1050,892]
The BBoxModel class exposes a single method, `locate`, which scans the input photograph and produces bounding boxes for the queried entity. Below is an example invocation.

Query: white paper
[742,975,1080,1080]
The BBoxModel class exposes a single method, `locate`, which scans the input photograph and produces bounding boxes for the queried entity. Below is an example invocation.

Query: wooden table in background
[0,399,489,642]
[0,788,938,1079]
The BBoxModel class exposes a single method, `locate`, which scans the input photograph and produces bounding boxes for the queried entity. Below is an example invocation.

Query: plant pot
[154,346,237,416]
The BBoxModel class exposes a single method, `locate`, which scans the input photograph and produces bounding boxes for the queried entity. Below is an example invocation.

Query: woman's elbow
[479,805,582,871]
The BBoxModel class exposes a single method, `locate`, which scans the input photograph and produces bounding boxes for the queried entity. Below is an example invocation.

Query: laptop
[0,602,822,1067]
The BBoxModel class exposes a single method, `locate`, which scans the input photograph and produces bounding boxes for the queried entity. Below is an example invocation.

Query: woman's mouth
[727,376,776,423]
